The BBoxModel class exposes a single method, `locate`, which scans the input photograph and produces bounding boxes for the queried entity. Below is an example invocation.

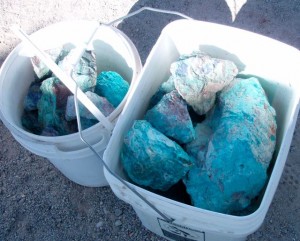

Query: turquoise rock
[184,77,277,214]
[170,52,238,115]
[95,71,129,107]
[65,91,115,121]
[58,49,97,92]
[121,120,193,191]
[145,90,195,144]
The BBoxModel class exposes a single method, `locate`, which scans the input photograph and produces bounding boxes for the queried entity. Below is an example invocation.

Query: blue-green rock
[170,52,238,115]
[65,91,115,121]
[184,77,277,214]
[121,120,193,191]
[145,90,195,144]
[95,71,129,107]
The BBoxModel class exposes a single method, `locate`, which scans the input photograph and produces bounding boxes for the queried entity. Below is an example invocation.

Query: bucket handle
[73,7,194,224]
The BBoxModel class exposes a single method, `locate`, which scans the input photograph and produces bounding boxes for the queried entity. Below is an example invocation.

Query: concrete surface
[0,0,299,240]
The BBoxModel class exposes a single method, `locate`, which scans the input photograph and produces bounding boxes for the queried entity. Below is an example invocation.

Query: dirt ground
[0,0,299,240]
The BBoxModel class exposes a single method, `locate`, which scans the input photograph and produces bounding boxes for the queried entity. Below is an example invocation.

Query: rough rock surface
[121,120,193,191]
[184,77,277,213]
[95,71,129,107]
[171,52,238,115]
[145,90,195,144]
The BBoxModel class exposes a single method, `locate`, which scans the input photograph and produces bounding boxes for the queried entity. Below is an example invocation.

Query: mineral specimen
[24,82,42,111]
[65,91,115,121]
[121,120,193,191]
[145,90,195,144]
[184,77,277,214]
[95,71,129,107]
[31,47,68,80]
[184,121,213,167]
[58,49,97,92]
[170,52,238,115]
[37,77,70,135]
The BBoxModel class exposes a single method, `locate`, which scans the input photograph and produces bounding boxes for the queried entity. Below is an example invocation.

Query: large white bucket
[0,20,142,187]
[103,19,300,241]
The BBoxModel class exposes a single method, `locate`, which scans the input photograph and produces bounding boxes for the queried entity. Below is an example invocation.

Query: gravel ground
[0,0,299,240]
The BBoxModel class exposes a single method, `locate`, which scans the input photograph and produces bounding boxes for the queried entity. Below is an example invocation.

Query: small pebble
[114,209,123,217]
[114,220,122,227]
[96,221,103,228]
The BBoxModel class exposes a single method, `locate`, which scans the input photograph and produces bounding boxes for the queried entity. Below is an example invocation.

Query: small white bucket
[0,20,142,187]
[103,19,300,241]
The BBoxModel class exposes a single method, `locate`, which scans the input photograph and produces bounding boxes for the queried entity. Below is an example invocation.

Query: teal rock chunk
[170,52,238,115]
[80,117,98,130]
[95,71,129,107]
[184,77,277,214]
[58,49,97,92]
[148,76,175,109]
[31,47,68,80]
[184,121,213,167]
[37,77,70,135]
[145,90,195,144]
[24,82,42,111]
[121,120,193,191]
[65,91,115,121]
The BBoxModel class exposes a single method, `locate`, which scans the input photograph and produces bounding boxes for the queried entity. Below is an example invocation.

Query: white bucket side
[104,19,300,240]
[0,20,142,187]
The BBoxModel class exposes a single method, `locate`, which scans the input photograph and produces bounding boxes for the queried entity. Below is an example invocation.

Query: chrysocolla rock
[121,120,193,191]
[184,77,277,214]
[31,47,68,80]
[37,77,71,135]
[170,52,238,115]
[58,49,97,92]
[21,110,41,134]
[95,71,129,107]
[184,121,213,167]
[24,82,42,111]
[148,76,175,109]
[65,91,115,121]
[145,90,195,144]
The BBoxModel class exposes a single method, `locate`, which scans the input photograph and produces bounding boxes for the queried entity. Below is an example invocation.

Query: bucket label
[158,218,205,241]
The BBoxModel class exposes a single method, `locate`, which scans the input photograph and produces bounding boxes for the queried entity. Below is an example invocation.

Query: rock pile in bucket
[22,47,129,136]
[121,51,277,215]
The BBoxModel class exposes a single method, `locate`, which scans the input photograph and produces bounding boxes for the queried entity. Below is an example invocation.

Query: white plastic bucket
[0,20,142,187]
[103,19,300,241]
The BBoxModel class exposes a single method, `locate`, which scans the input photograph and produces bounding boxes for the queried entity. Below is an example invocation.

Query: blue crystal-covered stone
[24,82,42,111]
[145,90,195,144]
[121,120,193,191]
[95,71,129,107]
[170,52,238,115]
[184,77,277,214]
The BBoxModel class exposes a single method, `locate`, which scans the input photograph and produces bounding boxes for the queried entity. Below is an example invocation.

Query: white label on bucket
[158,218,205,241]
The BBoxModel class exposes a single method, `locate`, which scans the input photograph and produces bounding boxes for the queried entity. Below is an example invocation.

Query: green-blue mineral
[184,77,277,214]
[95,71,129,107]
[24,82,42,111]
[170,52,238,115]
[65,91,115,121]
[121,120,193,191]
[145,90,195,144]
